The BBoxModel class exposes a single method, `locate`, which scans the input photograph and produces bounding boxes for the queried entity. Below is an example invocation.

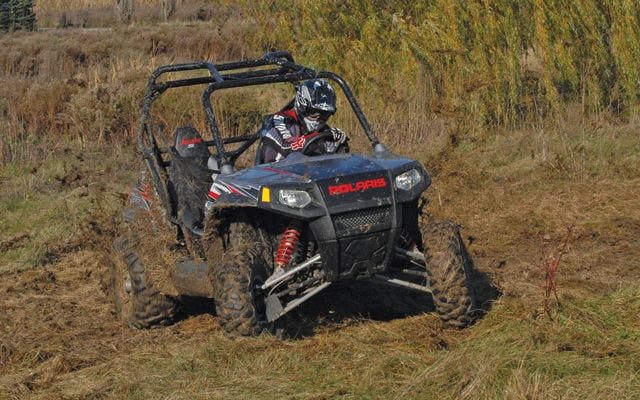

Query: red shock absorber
[275,221,303,268]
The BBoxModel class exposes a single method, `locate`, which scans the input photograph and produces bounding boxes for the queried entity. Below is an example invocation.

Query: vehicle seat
[254,115,273,165]
[174,126,210,162]
[169,126,215,235]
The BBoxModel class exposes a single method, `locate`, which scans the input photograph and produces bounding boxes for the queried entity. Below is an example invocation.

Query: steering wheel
[301,130,349,155]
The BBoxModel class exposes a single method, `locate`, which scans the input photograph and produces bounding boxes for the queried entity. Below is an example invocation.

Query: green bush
[0,0,36,32]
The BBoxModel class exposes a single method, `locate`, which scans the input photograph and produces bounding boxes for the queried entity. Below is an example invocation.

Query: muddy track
[1,173,639,398]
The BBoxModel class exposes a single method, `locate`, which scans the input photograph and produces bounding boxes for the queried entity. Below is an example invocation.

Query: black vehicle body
[213,152,429,276]
[122,51,474,334]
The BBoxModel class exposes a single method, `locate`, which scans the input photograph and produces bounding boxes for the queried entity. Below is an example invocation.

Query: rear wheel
[110,235,178,329]
[422,219,476,327]
[213,245,268,336]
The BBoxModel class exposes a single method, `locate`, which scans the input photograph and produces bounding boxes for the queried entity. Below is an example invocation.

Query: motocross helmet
[294,79,336,132]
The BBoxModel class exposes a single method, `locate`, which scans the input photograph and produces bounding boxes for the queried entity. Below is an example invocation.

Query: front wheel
[422,220,476,327]
[212,245,268,336]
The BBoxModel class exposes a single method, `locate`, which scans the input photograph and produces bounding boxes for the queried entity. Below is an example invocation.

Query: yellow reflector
[261,187,270,203]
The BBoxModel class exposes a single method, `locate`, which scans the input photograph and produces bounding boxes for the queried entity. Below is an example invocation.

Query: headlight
[395,169,422,191]
[278,189,312,209]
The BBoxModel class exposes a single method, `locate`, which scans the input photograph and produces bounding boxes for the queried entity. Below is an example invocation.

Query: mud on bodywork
[116,50,475,335]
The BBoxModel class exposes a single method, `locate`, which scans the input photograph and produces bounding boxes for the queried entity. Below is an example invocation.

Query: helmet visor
[303,108,334,122]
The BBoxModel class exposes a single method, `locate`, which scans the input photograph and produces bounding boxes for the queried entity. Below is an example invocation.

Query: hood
[212,151,423,205]
[260,152,414,181]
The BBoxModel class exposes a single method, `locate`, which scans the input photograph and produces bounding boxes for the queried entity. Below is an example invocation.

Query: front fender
[211,192,258,208]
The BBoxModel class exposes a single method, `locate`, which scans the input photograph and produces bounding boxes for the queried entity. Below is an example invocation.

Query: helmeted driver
[259,79,347,163]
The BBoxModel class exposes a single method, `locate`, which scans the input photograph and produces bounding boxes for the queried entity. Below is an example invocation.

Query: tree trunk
[115,0,134,22]
[161,0,176,21]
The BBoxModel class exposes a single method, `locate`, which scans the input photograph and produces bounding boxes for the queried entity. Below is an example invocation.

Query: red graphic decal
[208,190,220,200]
[328,178,387,196]
[290,132,320,151]
[291,137,306,151]
[180,137,203,146]
[133,185,152,202]
[226,185,241,195]
[262,167,294,175]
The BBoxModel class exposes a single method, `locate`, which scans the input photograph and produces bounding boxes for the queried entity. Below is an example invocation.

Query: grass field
[1,2,640,399]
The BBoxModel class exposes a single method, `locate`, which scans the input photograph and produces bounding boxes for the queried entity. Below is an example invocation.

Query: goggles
[304,108,334,121]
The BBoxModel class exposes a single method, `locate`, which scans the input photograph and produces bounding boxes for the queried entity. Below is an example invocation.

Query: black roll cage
[136,51,387,225]
[137,51,381,175]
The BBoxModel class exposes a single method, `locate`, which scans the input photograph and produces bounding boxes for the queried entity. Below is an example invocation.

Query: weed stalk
[541,224,574,319]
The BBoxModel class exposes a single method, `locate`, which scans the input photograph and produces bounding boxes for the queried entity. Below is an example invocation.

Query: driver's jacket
[259,109,340,163]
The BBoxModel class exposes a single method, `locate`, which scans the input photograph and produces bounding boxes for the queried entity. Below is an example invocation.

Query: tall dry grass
[1,0,639,388]
[34,0,221,27]
[242,1,640,125]
[2,0,639,170]
[2,5,640,399]
[0,9,255,164]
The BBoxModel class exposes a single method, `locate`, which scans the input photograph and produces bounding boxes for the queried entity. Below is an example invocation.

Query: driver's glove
[329,127,347,145]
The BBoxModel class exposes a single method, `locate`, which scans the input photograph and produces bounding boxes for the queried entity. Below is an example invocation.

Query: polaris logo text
[328,178,387,195]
